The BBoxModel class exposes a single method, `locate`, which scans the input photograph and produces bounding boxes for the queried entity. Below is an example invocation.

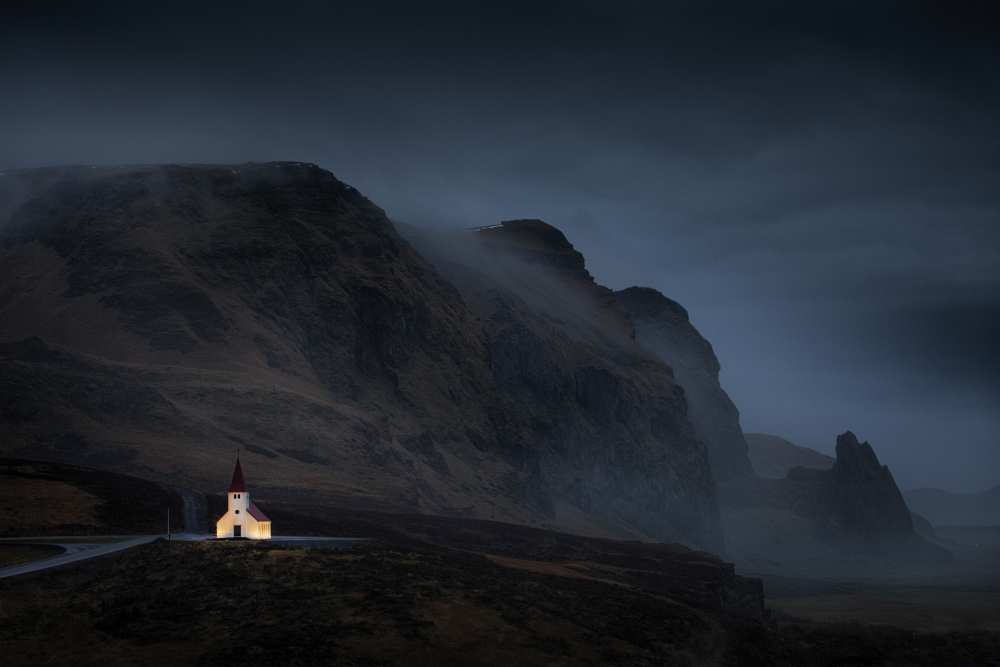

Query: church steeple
[228,451,246,493]
[216,450,271,539]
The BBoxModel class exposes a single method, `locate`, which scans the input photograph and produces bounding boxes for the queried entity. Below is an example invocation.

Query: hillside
[0,163,720,549]
[745,433,834,479]
[0,458,183,536]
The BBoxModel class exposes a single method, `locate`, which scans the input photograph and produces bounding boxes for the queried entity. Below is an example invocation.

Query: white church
[216,454,272,539]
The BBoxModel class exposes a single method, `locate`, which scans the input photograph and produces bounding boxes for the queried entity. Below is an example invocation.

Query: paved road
[0,535,160,579]
[0,534,368,579]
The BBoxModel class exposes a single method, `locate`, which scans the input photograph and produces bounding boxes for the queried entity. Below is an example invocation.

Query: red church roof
[228,457,246,492]
[248,503,270,521]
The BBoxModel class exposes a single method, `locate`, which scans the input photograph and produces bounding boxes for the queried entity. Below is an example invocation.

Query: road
[0,533,368,579]
[0,535,160,579]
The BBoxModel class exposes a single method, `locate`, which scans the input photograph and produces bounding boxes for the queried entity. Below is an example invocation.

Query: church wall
[215,498,272,539]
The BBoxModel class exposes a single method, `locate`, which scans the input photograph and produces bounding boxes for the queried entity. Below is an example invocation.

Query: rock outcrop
[615,287,752,481]
[0,164,722,549]
[821,431,914,539]
[720,431,950,573]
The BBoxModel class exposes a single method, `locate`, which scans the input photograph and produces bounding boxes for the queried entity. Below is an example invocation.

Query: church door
[234,525,241,538]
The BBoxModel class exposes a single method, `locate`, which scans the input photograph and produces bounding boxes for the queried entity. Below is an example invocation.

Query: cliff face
[0,164,721,549]
[615,287,752,481]
[407,219,722,549]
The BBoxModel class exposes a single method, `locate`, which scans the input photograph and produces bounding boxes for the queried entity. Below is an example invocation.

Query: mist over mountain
[615,287,752,481]
[3,0,999,494]
[3,4,1000,663]
[2,162,956,574]
[0,163,723,549]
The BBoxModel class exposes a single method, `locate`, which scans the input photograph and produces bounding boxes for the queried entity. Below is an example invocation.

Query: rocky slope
[0,164,720,549]
[615,287,752,481]
[744,432,834,478]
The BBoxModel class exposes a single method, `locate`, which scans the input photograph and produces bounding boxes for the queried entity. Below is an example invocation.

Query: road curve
[0,534,368,580]
[0,535,159,580]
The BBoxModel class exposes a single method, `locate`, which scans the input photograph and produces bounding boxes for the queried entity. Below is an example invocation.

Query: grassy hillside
[0,458,182,536]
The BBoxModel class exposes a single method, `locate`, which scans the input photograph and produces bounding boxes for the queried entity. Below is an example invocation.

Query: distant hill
[904,485,1000,526]
[745,433,833,478]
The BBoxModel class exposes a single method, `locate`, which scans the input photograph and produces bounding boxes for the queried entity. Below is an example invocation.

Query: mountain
[720,431,950,573]
[403,217,723,547]
[615,287,752,481]
[904,485,1000,526]
[745,432,834,478]
[0,163,721,549]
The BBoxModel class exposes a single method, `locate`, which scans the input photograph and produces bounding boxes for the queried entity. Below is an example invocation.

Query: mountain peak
[834,430,888,481]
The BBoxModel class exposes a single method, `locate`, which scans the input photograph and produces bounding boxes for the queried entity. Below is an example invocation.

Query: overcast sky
[2,1,998,491]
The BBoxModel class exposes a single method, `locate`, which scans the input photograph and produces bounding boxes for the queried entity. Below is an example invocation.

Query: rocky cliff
[615,287,752,481]
[0,164,721,549]
[406,218,723,548]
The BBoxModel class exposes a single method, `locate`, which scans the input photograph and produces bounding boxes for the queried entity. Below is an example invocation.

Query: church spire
[228,451,246,493]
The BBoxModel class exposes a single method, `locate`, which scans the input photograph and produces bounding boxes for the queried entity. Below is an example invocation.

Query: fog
[2,1,998,491]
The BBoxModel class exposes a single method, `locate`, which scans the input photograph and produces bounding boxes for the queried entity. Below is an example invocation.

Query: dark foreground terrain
[2,538,999,667]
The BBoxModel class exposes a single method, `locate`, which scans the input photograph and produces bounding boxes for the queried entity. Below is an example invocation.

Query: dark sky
[3,1,998,491]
